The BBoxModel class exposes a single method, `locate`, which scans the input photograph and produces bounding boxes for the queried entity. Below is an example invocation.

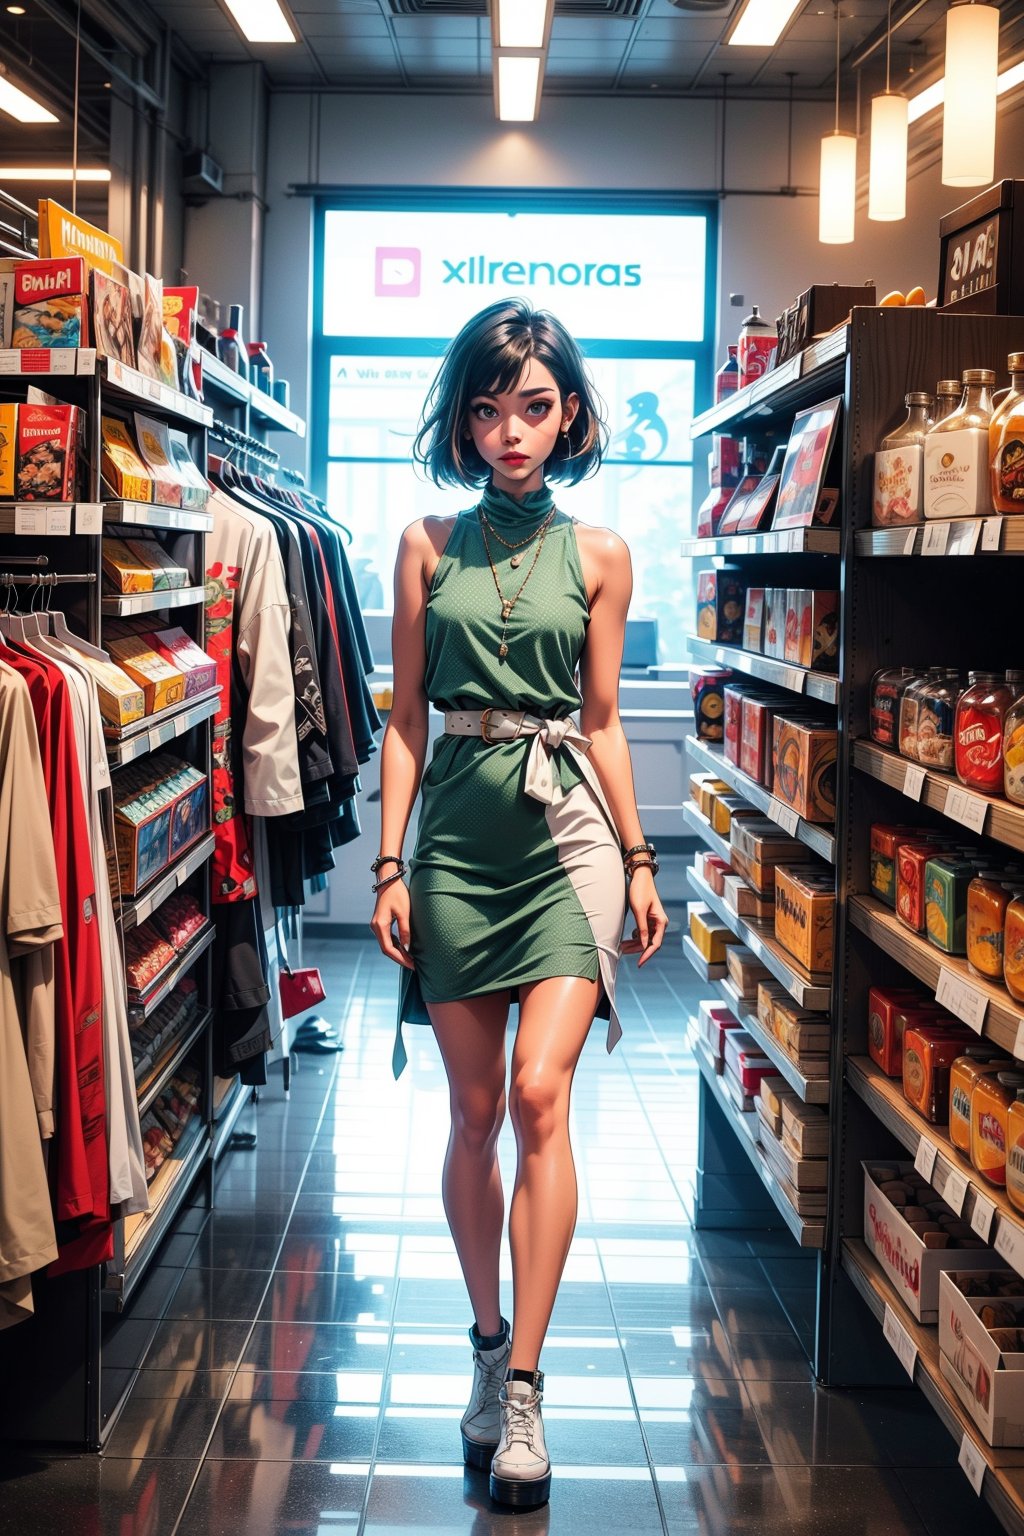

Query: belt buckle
[480,707,499,743]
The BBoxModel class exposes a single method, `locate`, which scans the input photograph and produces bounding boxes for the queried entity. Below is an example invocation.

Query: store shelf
[99,356,212,426]
[688,865,832,1010]
[686,734,837,863]
[101,584,205,618]
[682,799,734,864]
[211,1075,251,1162]
[128,924,215,1023]
[691,1022,824,1248]
[117,833,215,932]
[848,894,1024,1060]
[107,690,220,767]
[117,1112,209,1306]
[715,973,831,1104]
[250,389,306,437]
[690,326,848,440]
[104,500,213,533]
[0,502,102,536]
[841,1238,1024,1535]
[683,932,728,981]
[687,636,841,706]
[200,349,306,437]
[856,516,1024,558]
[680,528,841,559]
[135,1008,211,1120]
[852,739,1024,853]
[848,1054,1024,1280]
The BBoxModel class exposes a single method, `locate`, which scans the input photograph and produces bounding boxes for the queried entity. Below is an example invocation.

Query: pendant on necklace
[498,642,509,659]
[509,553,523,568]
[501,600,513,621]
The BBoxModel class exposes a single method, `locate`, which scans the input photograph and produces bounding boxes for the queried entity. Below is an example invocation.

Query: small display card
[942,1165,969,1217]
[971,1195,996,1244]
[922,521,950,556]
[944,785,988,835]
[982,518,1003,552]
[995,1218,1024,1273]
[948,519,982,556]
[936,967,988,1034]
[882,1303,918,1380]
[958,1432,986,1496]
[914,1138,938,1182]
[767,798,801,836]
[902,764,926,801]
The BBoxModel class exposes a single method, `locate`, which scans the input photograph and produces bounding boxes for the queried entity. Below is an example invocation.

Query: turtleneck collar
[479,481,555,527]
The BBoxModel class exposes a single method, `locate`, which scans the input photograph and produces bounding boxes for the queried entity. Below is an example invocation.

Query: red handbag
[279,964,327,1020]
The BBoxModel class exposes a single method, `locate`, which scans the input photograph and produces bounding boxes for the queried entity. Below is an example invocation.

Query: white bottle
[872,392,933,527]
[923,369,995,520]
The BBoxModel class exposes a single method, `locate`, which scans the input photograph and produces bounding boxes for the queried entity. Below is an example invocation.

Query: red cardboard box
[144,626,217,699]
[783,589,841,671]
[13,256,88,348]
[724,684,748,766]
[16,403,80,500]
[897,839,949,934]
[740,695,779,787]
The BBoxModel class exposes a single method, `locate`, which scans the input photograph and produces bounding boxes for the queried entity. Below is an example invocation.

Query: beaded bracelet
[622,841,656,865]
[371,853,404,875]
[372,867,407,895]
[626,857,659,879]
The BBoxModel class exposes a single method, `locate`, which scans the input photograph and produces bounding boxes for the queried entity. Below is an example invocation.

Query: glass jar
[873,392,933,527]
[1006,894,1024,1003]
[972,1071,1024,1186]
[991,352,1024,515]
[924,369,996,520]
[967,875,1015,979]
[933,379,962,424]
[956,670,1016,792]
[870,666,917,748]
[1007,1092,1024,1214]
[1005,690,1024,804]
[900,668,945,761]
[950,1047,1012,1154]
[916,669,960,772]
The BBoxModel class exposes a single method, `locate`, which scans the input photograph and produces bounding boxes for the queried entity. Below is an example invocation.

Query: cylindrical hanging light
[868,0,908,221]
[819,2,856,244]
[820,132,858,242]
[942,2,999,187]
[869,92,909,219]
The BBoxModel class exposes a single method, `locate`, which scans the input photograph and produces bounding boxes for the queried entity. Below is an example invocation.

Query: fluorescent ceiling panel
[0,167,110,180]
[727,0,802,49]
[496,0,550,50]
[0,76,58,123]
[496,54,541,121]
[221,0,295,45]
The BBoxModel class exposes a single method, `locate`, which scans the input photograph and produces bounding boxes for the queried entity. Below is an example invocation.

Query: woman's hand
[370,879,416,970]
[620,868,668,967]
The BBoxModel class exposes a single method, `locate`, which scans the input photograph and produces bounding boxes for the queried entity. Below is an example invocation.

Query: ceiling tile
[637,17,730,44]
[390,15,485,41]
[288,10,391,30]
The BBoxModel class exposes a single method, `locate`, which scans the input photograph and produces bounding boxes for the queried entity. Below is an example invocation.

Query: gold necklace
[478,509,555,659]
[479,505,557,567]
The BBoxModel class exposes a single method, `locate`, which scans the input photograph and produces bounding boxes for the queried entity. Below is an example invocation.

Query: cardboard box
[939,1270,1024,1446]
[102,536,154,594]
[925,855,979,956]
[758,980,790,1037]
[897,839,951,933]
[723,874,774,923]
[729,816,816,895]
[739,695,779,787]
[0,268,13,349]
[102,416,154,503]
[863,1162,1000,1322]
[123,540,189,591]
[711,792,759,839]
[689,903,741,965]
[0,401,15,497]
[696,568,745,644]
[113,755,209,896]
[743,587,766,653]
[702,853,732,897]
[16,403,79,500]
[762,1130,828,1189]
[692,668,731,743]
[762,588,783,659]
[783,589,840,671]
[699,999,742,1066]
[133,414,183,507]
[782,1098,830,1157]
[723,684,747,767]
[145,626,216,699]
[870,824,919,910]
[75,652,146,729]
[725,943,772,997]
[108,634,186,714]
[772,717,837,823]
[724,1028,776,1095]
[774,864,835,973]
[697,777,731,821]
[13,256,88,347]
[771,997,830,1057]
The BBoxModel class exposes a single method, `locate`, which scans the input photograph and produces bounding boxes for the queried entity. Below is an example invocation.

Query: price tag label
[982,518,1003,552]
[782,667,806,695]
[1014,1019,1024,1061]
[944,785,989,835]
[76,348,96,376]
[936,966,988,1034]
[767,798,801,836]
[903,764,926,801]
[996,1218,1024,1272]
[0,350,18,374]
[13,505,45,536]
[882,1303,918,1380]
[949,519,982,555]
[959,1431,986,1496]
[922,521,950,556]
[147,379,161,402]
[902,527,918,556]
[108,358,123,386]
[915,1138,938,1182]
[943,1165,969,1216]
[45,506,71,537]
[971,1194,996,1243]
[48,351,75,375]
[75,503,103,535]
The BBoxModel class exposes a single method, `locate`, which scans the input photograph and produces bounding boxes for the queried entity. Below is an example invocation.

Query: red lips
[500,453,528,464]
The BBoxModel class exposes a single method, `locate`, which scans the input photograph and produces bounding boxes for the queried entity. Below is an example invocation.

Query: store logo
[441,256,642,289]
[375,247,421,298]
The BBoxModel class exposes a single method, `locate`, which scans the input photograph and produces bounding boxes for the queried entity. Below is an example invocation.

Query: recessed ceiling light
[6,7,27,15]
[220,0,295,45]
[496,54,542,121]
[495,0,551,50]
[727,0,803,48]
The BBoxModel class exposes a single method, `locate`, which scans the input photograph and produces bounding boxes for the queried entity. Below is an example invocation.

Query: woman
[370,298,667,1509]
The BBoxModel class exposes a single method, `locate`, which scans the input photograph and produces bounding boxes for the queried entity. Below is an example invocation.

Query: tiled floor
[0,937,1007,1535]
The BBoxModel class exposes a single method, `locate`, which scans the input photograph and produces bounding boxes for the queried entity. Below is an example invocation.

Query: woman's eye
[527,401,552,417]
[471,403,497,419]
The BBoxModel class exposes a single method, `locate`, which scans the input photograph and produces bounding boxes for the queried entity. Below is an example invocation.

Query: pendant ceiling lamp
[868,0,908,220]
[942,1,999,186]
[819,3,857,244]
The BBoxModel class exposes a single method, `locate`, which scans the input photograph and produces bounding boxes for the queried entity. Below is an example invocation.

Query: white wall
[259,85,1024,474]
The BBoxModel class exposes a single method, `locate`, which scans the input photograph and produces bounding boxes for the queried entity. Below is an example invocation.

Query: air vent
[388,2,645,18]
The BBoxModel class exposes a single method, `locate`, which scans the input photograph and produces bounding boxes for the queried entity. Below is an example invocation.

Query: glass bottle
[872,392,933,527]
[956,669,1016,792]
[715,345,739,403]
[933,379,962,424]
[1004,684,1024,804]
[991,352,1024,514]
[924,369,996,520]
[900,667,945,761]
[738,305,775,390]
[916,668,960,772]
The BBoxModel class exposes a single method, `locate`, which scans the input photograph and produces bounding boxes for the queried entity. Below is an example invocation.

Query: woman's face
[464,357,578,496]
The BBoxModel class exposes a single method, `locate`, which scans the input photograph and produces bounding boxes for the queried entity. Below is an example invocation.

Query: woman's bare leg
[506,974,601,1372]
[427,992,510,1338]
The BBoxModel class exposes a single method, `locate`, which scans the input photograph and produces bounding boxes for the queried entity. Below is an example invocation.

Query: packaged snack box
[723,874,774,923]
[123,539,189,590]
[726,943,772,997]
[91,269,135,367]
[13,256,88,347]
[925,855,979,956]
[695,568,745,644]
[710,792,760,839]
[723,684,748,766]
[697,777,731,821]
[145,626,216,698]
[102,416,154,503]
[16,403,79,500]
[167,429,211,511]
[783,589,840,671]
[739,695,780,787]
[729,816,816,895]
[763,587,785,659]
[870,823,919,909]
[689,903,741,965]
[133,413,183,507]
[0,402,16,497]
[102,536,154,594]
[772,997,830,1057]
[743,587,765,653]
[939,1270,1024,1446]
[772,717,837,823]
[108,634,186,713]
[902,1022,974,1123]
[774,864,835,973]
[896,838,950,933]
[73,651,146,729]
[724,1028,775,1096]
[782,1098,830,1157]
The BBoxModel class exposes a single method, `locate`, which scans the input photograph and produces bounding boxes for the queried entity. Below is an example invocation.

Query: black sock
[471,1317,509,1351]
[506,1367,542,1389]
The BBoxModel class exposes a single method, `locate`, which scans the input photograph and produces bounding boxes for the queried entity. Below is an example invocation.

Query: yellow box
[771,997,830,1057]
[102,416,153,503]
[0,402,16,496]
[689,904,741,965]
[697,777,731,821]
[75,652,145,728]
[757,979,789,1037]
[711,792,759,838]
[774,865,835,974]
[102,536,153,593]
[108,634,186,714]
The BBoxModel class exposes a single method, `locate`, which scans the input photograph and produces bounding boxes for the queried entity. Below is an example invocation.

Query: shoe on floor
[460,1320,511,1469]
[489,1369,551,1509]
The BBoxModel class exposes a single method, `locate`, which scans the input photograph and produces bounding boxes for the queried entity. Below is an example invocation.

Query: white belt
[443,708,594,807]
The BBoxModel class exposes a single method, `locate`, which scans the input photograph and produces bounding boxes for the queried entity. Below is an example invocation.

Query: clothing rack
[0,570,96,585]
[209,418,280,472]
[279,466,306,487]
[3,554,48,567]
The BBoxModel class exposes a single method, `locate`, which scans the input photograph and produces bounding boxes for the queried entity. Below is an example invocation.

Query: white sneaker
[460,1322,511,1468]
[489,1370,551,1509]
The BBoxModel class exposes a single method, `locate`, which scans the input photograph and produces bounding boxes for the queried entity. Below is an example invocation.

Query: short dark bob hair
[413,298,607,489]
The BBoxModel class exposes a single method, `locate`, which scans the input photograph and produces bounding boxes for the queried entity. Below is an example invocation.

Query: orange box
[774,864,835,973]
[772,717,837,823]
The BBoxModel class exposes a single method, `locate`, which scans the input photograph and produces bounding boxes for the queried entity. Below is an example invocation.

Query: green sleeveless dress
[394,483,627,1077]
